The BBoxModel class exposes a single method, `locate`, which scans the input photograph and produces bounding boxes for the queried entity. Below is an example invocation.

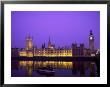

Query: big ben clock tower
[89,30,94,51]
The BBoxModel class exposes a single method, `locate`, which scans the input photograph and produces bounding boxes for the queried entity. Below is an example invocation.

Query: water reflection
[19,61,73,69]
[11,61,98,77]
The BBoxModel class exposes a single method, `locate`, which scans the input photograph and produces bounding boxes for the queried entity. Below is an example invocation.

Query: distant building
[89,30,94,51]
[17,30,98,57]
[72,43,85,56]
[48,37,55,49]
[19,36,72,57]
[83,48,91,56]
[26,36,33,50]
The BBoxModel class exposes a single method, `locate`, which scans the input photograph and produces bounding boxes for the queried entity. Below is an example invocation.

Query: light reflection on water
[11,61,98,77]
[19,61,73,69]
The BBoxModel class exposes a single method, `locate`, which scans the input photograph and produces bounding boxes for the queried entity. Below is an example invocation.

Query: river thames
[11,59,99,77]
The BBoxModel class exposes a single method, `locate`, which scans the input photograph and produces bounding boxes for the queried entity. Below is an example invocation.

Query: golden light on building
[14,31,97,58]
[19,51,27,57]
[19,36,74,57]
[27,51,33,57]
[19,49,72,57]
[26,36,33,50]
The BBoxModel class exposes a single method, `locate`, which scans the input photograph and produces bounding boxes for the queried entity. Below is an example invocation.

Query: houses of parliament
[12,30,99,57]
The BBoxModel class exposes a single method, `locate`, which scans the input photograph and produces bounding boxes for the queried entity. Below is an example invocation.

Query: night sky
[11,11,100,49]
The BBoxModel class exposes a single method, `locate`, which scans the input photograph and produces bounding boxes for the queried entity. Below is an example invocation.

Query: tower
[80,43,84,56]
[72,43,77,56]
[26,36,33,50]
[89,30,94,50]
[48,36,51,49]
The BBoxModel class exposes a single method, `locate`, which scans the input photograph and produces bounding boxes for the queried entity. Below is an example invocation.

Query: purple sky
[11,11,100,49]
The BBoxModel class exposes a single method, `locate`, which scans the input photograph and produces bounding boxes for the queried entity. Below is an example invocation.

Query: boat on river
[36,66,55,76]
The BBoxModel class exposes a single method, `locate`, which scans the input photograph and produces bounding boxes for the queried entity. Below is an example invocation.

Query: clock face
[90,37,92,40]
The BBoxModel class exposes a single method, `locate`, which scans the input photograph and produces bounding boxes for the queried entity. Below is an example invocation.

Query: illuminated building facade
[26,36,33,50]
[48,37,55,49]
[18,30,97,57]
[19,36,72,57]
